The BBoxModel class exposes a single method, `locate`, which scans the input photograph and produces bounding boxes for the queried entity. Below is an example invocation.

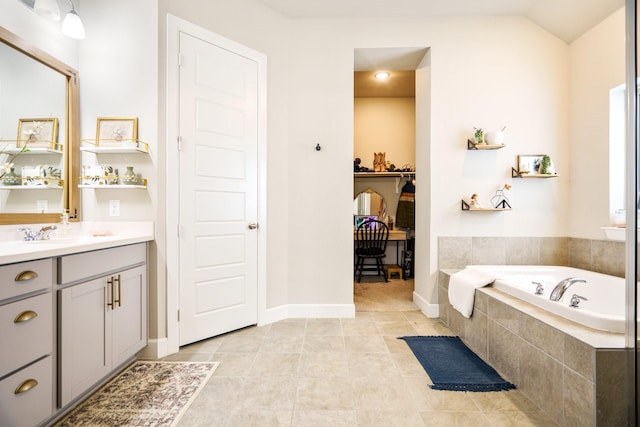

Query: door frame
[165,14,267,355]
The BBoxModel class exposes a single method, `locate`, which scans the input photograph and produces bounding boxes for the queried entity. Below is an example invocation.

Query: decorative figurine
[373,152,387,172]
[491,183,512,208]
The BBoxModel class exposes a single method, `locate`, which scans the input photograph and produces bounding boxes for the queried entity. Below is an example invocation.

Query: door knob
[248,223,259,230]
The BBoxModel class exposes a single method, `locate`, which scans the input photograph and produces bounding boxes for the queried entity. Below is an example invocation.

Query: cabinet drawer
[0,258,53,302]
[0,356,53,427]
[58,243,146,285]
[0,292,53,377]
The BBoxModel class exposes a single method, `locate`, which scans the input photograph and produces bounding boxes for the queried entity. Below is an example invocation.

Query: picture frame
[17,118,59,149]
[96,117,138,147]
[517,154,545,174]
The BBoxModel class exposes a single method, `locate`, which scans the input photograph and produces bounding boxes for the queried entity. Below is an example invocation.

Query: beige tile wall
[438,236,624,277]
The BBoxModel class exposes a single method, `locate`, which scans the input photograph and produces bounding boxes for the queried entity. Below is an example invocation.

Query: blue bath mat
[399,336,516,392]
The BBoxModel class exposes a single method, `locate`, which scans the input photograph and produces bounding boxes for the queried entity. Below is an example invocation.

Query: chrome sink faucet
[549,277,586,301]
[18,225,57,241]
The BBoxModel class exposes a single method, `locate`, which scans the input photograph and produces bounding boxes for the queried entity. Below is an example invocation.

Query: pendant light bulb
[34,0,61,21]
[61,1,85,40]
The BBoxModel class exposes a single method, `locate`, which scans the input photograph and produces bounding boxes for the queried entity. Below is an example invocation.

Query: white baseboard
[259,303,356,325]
[137,338,169,360]
[413,291,439,318]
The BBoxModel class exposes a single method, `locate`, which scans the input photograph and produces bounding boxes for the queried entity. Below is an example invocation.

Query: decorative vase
[122,166,138,185]
[2,168,21,186]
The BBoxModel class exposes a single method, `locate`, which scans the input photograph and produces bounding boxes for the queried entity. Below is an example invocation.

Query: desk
[353,229,407,266]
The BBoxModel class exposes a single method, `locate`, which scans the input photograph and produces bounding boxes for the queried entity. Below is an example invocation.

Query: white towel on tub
[448,268,497,318]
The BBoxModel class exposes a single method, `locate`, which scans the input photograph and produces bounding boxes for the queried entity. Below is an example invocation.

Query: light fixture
[61,0,85,39]
[33,0,60,21]
[375,71,390,80]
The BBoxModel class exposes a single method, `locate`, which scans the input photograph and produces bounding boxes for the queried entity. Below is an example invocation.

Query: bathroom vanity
[0,222,153,427]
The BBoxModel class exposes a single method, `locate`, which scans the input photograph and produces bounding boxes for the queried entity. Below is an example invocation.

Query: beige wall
[1,0,626,351]
[354,97,416,170]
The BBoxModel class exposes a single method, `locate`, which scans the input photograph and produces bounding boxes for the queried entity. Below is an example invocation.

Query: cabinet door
[58,278,111,407]
[112,265,147,367]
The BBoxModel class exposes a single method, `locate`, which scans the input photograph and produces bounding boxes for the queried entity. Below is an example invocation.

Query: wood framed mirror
[0,26,79,224]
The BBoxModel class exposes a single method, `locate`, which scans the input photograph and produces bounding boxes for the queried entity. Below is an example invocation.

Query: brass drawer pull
[107,277,115,310]
[14,379,38,394]
[14,310,38,323]
[15,271,38,282]
[114,275,121,307]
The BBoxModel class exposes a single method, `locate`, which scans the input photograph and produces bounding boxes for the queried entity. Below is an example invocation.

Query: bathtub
[467,265,625,333]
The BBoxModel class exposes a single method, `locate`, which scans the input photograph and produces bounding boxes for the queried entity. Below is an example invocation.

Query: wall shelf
[1,147,63,155]
[467,139,505,150]
[79,183,147,189]
[0,183,62,190]
[354,171,415,178]
[81,139,149,153]
[511,167,558,178]
[461,200,511,211]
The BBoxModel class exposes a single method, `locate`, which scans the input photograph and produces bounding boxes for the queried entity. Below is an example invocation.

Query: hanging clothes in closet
[396,179,415,229]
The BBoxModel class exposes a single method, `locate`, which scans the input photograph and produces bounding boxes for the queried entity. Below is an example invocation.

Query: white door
[178,32,259,346]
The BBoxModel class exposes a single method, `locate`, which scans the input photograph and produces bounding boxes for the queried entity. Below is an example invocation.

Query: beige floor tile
[157,279,551,426]
[294,376,355,410]
[482,410,559,426]
[302,335,345,353]
[249,352,301,377]
[291,410,357,427]
[161,351,214,362]
[352,377,417,411]
[343,335,389,353]
[216,334,265,352]
[260,335,305,353]
[357,410,425,427]
[305,320,343,336]
[235,377,298,411]
[347,352,401,377]
[298,352,350,377]
[420,410,493,426]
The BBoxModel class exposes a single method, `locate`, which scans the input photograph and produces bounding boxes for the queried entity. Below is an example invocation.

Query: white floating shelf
[79,184,147,189]
[2,147,63,155]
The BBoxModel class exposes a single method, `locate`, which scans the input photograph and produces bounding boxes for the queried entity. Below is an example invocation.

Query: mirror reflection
[353,188,386,223]
[0,39,66,214]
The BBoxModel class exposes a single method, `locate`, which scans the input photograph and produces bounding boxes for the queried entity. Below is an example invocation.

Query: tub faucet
[549,277,586,301]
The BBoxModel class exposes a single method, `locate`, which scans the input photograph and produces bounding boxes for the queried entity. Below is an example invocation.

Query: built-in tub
[467,265,624,333]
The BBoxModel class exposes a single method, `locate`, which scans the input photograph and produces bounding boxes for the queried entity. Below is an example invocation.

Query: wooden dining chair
[354,219,389,283]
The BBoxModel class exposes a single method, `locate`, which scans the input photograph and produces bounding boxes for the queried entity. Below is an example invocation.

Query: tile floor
[167,279,557,426]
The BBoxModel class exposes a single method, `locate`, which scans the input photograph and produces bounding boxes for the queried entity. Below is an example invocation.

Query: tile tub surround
[438,270,627,427]
[438,236,625,278]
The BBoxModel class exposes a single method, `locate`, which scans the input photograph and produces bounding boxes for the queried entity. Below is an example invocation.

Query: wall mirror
[353,188,386,221]
[0,26,79,224]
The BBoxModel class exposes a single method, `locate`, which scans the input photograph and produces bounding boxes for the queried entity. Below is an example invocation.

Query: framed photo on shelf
[517,154,545,174]
[17,118,59,149]
[96,117,138,147]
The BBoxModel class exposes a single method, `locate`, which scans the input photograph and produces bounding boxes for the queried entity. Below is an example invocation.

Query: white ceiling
[256,0,624,44]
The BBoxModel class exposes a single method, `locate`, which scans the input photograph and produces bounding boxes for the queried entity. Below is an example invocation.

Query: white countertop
[0,221,154,264]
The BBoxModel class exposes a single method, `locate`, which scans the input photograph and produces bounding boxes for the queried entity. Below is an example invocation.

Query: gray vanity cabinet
[57,243,147,407]
[0,258,54,427]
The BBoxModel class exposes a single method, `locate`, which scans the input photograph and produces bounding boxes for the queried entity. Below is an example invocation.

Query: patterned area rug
[55,360,219,427]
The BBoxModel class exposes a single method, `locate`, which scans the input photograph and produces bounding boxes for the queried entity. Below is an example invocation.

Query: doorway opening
[353,47,428,312]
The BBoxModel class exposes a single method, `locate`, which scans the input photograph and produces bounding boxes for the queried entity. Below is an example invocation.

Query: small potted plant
[473,127,484,144]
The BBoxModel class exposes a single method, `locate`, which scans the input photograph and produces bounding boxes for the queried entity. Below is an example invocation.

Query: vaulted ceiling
[256,0,623,44]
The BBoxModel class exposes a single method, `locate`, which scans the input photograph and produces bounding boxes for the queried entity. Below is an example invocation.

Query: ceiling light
[61,0,85,39]
[375,72,390,80]
[33,0,60,21]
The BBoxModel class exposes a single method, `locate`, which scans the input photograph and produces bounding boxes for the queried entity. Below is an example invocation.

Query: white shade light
[375,71,390,80]
[34,0,60,21]
[62,8,85,39]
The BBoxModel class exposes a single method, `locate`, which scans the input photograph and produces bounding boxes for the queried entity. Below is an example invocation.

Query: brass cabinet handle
[114,275,121,307]
[15,270,38,282]
[107,277,115,310]
[14,310,38,323]
[15,379,38,394]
